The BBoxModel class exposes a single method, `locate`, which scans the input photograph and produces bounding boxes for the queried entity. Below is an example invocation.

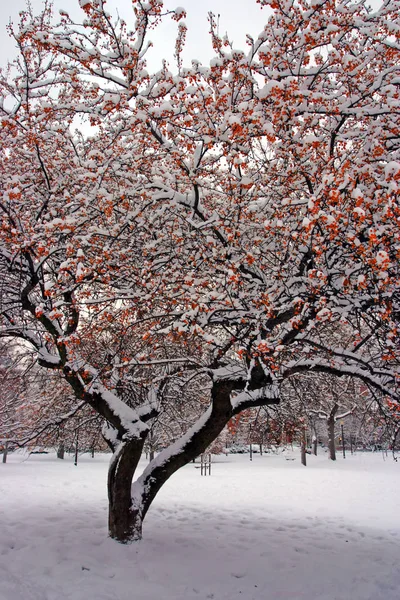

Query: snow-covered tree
[0,0,399,542]
[287,373,359,460]
[0,342,27,462]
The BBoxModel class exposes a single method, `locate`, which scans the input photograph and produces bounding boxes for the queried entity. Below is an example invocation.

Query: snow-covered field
[0,449,399,600]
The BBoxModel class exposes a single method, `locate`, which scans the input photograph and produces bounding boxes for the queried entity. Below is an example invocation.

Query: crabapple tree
[0,0,399,541]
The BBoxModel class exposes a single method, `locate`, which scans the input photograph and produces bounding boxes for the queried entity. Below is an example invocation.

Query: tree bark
[131,381,239,531]
[311,422,318,456]
[300,430,307,466]
[327,404,338,461]
[312,435,317,456]
[106,379,279,543]
[57,442,65,460]
[148,430,156,462]
[2,441,8,464]
[107,437,145,542]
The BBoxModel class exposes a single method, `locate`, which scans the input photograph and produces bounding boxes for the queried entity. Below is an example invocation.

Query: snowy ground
[0,449,399,600]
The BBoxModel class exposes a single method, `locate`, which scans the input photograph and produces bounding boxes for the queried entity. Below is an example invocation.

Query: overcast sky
[0,0,268,70]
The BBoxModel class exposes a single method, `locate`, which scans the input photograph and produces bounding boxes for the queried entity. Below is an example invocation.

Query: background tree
[286,374,358,460]
[0,342,27,462]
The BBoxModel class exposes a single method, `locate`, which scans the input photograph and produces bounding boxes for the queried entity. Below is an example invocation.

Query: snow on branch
[284,360,399,402]
[135,385,161,422]
[38,347,62,368]
[87,382,148,439]
[210,363,247,382]
[336,407,357,421]
[131,405,213,504]
[231,385,280,412]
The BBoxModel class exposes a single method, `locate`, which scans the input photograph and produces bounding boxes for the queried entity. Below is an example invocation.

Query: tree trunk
[147,430,156,462]
[107,380,279,543]
[57,442,65,460]
[131,381,238,533]
[108,438,145,542]
[311,423,318,456]
[327,403,338,461]
[2,441,8,464]
[312,435,317,456]
[300,430,307,466]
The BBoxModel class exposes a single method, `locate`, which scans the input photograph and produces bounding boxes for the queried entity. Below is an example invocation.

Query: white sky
[0,0,268,70]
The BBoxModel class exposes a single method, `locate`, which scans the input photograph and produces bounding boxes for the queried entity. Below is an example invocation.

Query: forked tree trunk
[130,381,266,537]
[108,381,237,542]
[327,403,338,461]
[107,379,279,543]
